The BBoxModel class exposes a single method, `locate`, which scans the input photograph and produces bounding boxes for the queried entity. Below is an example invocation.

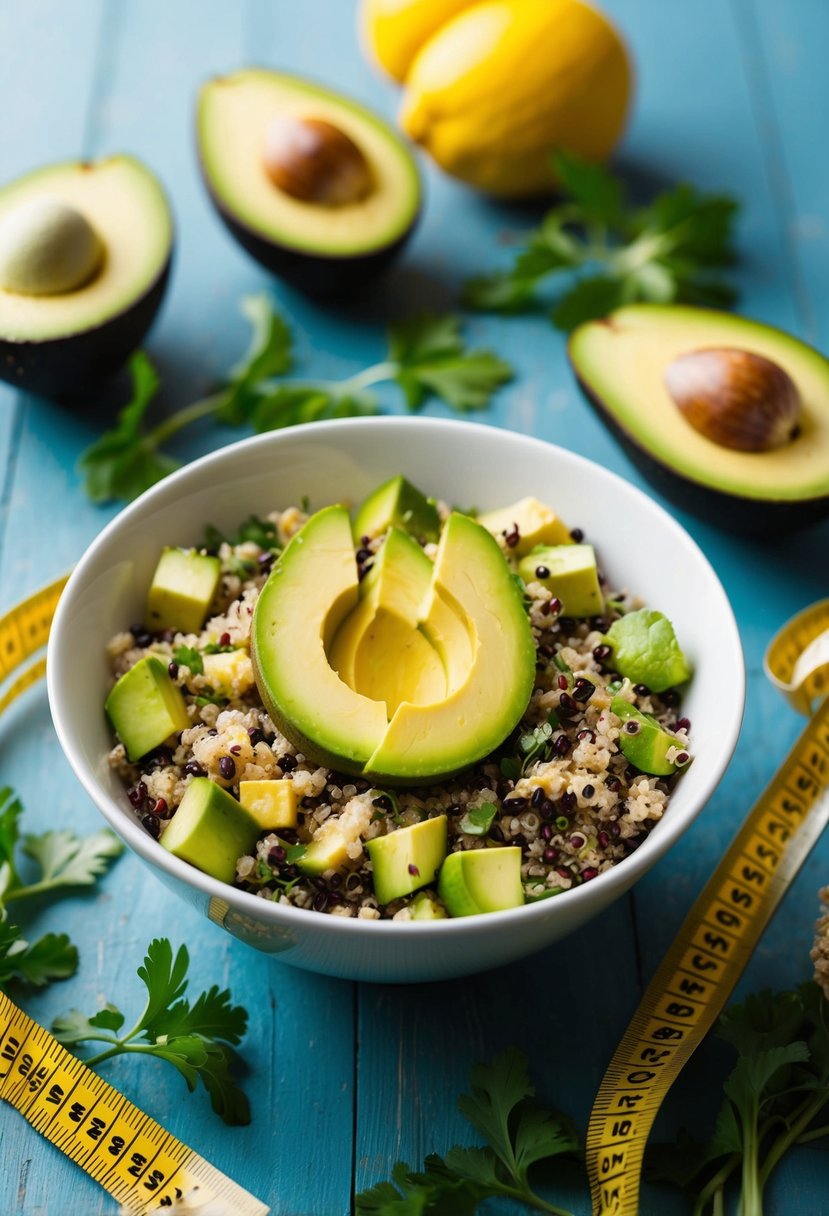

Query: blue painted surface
[1,2,829,1213]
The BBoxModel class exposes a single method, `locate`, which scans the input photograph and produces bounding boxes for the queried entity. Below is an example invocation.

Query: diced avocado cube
[611,697,690,777]
[518,543,603,617]
[105,655,189,761]
[605,609,691,693]
[477,497,571,556]
[438,846,524,917]
[202,649,255,696]
[366,815,447,904]
[409,891,447,920]
[159,777,260,885]
[298,800,370,877]
[238,780,297,830]
[352,475,440,543]
[145,547,221,634]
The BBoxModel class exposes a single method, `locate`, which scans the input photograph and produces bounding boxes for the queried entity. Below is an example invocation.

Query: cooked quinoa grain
[107,505,691,919]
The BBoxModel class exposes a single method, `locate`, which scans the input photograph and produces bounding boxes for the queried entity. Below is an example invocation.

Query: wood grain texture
[0,1,828,1213]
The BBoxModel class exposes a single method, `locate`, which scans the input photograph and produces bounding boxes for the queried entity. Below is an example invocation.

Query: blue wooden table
[2,2,828,1213]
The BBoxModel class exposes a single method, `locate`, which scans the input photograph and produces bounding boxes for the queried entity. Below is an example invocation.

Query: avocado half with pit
[251,504,535,785]
[0,155,173,398]
[569,304,829,534]
[196,69,421,297]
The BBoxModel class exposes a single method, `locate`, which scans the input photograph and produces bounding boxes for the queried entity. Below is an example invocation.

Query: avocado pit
[0,195,104,296]
[263,114,375,206]
[664,346,801,453]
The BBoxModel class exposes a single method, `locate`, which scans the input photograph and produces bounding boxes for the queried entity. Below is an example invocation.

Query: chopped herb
[518,722,556,773]
[194,690,229,707]
[285,843,307,864]
[500,756,522,781]
[172,645,203,675]
[205,513,281,552]
[463,150,739,331]
[459,803,498,836]
[53,938,250,1126]
[203,641,236,655]
[553,654,572,675]
[524,886,565,903]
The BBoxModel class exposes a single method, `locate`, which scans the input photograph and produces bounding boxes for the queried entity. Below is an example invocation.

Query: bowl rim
[47,415,746,939]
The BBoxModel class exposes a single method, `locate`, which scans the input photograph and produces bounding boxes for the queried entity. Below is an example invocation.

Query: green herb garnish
[0,787,121,992]
[518,722,555,773]
[463,151,739,331]
[80,302,513,504]
[459,803,498,836]
[204,513,281,552]
[53,938,250,1126]
[356,1046,579,1214]
[649,982,829,1215]
[172,644,203,675]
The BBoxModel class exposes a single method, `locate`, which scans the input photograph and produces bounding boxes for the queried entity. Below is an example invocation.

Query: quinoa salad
[106,498,693,921]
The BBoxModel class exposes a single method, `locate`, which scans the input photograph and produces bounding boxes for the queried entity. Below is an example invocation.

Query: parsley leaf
[463,150,739,330]
[0,915,78,990]
[53,938,250,1125]
[172,644,203,674]
[216,294,294,426]
[388,314,513,411]
[355,1047,578,1215]
[204,513,281,552]
[79,354,179,503]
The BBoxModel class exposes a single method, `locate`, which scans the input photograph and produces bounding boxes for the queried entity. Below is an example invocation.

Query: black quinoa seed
[624,721,641,735]
[531,787,546,808]
[606,775,622,792]
[130,625,153,648]
[312,892,329,912]
[592,644,612,662]
[541,823,553,841]
[570,527,584,542]
[372,794,393,812]
[269,846,287,865]
[218,756,236,780]
[661,689,681,707]
[142,814,161,840]
[560,791,577,812]
[634,683,650,697]
[582,867,599,881]
[554,734,571,757]
[558,616,576,633]
[168,662,179,680]
[502,796,528,811]
[278,754,297,771]
[184,760,204,777]
[558,692,577,716]
[248,727,265,746]
[582,784,595,799]
[541,798,557,820]
[127,783,148,809]
[590,616,609,632]
[573,678,595,703]
[408,864,420,876]
[489,824,505,842]
[535,565,551,579]
[543,846,558,864]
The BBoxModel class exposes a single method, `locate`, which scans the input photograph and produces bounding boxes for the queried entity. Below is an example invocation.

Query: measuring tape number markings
[586,599,829,1215]
[0,578,268,1216]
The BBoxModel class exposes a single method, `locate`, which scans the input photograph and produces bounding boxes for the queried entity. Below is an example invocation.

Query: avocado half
[0,156,173,398]
[569,305,829,534]
[196,69,421,297]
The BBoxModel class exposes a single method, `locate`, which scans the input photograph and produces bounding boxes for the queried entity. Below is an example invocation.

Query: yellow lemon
[399,0,632,197]
[360,0,481,83]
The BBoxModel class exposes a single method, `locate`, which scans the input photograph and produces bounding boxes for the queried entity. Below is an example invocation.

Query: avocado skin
[202,183,417,299]
[571,365,829,537]
[0,256,171,400]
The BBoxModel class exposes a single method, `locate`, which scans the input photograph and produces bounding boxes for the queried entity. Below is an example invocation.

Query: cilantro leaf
[355,1047,577,1215]
[79,353,179,503]
[0,916,78,990]
[251,384,377,431]
[19,829,123,894]
[217,294,294,425]
[204,514,281,552]
[388,315,513,411]
[53,938,251,1126]
[463,151,739,329]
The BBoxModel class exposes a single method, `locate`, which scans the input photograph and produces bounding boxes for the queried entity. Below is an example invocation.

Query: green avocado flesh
[105,655,189,762]
[569,305,829,504]
[611,697,688,777]
[145,548,221,634]
[367,815,447,904]
[352,475,439,543]
[251,495,535,785]
[0,156,172,342]
[160,778,260,885]
[197,69,420,257]
[605,609,691,694]
[438,847,524,917]
[518,544,603,617]
[409,890,447,920]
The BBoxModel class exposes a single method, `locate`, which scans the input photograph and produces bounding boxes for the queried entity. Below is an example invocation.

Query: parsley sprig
[80,301,513,504]
[53,938,250,1126]
[463,151,739,330]
[648,982,829,1215]
[356,1047,580,1215]
[0,787,122,991]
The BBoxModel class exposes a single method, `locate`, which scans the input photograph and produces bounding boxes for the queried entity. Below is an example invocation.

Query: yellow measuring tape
[586,598,829,1215]
[0,577,268,1215]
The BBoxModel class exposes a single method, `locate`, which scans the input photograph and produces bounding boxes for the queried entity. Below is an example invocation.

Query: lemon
[360,0,481,83]
[399,0,632,198]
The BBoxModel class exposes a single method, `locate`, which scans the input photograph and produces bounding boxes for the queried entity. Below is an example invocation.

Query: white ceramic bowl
[48,417,744,983]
